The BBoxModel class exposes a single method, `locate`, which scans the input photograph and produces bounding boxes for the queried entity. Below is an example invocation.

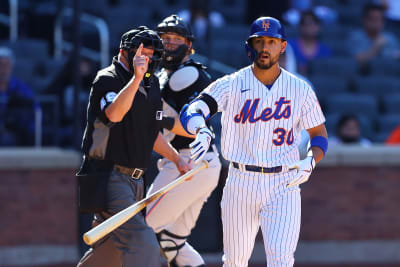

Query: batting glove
[189,127,213,164]
[286,156,316,188]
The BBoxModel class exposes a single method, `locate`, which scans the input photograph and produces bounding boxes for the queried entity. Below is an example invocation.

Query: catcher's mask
[120,26,165,75]
[156,14,194,70]
[245,16,286,63]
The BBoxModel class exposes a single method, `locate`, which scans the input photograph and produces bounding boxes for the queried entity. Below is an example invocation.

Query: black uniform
[77,57,166,267]
[82,56,164,168]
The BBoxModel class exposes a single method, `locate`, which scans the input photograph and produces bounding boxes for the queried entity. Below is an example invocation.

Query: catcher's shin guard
[156,230,189,267]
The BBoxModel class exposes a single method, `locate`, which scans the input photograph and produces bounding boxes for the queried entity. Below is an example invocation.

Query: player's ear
[280,40,287,54]
[187,40,194,54]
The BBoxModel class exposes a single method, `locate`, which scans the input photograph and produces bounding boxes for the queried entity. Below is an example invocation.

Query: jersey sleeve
[299,85,326,130]
[202,74,232,112]
[90,74,119,125]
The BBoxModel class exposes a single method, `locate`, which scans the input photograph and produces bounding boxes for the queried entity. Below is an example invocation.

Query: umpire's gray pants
[77,169,161,267]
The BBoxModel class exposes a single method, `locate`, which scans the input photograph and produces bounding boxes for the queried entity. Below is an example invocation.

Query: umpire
[76,26,191,267]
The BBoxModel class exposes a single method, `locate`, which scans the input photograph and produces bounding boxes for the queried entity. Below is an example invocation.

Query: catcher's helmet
[156,14,195,41]
[156,15,195,70]
[120,26,164,74]
[245,17,286,63]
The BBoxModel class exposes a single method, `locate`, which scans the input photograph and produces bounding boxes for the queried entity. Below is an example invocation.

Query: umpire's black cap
[120,26,164,53]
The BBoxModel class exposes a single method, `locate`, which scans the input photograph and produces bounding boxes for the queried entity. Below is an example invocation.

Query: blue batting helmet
[245,17,286,62]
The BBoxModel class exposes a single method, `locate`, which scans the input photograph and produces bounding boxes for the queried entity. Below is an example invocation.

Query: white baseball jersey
[203,66,325,167]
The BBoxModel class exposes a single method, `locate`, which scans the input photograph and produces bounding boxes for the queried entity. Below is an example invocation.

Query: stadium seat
[209,0,246,24]
[374,131,390,143]
[210,40,248,68]
[377,114,399,133]
[320,24,351,43]
[337,5,362,26]
[12,59,36,88]
[13,58,66,92]
[370,58,400,76]
[0,39,49,60]
[309,74,349,102]
[325,39,350,56]
[353,76,400,97]
[210,24,249,42]
[375,114,400,143]
[382,94,400,114]
[310,57,357,76]
[325,93,379,119]
[105,7,152,48]
[36,95,60,146]
[325,113,374,140]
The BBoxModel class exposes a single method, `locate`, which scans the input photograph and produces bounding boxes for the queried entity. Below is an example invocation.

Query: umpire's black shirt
[82,56,163,169]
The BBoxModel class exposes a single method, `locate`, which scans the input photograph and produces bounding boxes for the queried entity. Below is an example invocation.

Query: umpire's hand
[133,43,149,80]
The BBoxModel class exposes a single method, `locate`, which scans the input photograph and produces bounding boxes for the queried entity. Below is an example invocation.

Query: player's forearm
[307,146,324,163]
[170,118,196,138]
[307,124,328,163]
[153,132,180,164]
[105,77,142,122]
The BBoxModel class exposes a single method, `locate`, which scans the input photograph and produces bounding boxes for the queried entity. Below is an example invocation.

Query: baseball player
[180,17,328,267]
[145,15,222,267]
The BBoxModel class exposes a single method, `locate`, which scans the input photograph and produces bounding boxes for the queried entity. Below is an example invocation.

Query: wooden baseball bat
[83,159,209,245]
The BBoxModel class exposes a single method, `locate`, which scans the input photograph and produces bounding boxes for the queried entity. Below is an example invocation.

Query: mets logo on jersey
[262,20,270,31]
[234,97,291,123]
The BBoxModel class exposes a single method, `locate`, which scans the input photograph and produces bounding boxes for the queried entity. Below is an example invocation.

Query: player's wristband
[309,136,328,156]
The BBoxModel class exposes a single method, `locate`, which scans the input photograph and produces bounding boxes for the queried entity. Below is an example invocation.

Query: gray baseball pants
[77,169,161,267]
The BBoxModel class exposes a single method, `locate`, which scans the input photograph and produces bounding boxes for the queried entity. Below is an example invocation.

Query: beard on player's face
[254,51,280,70]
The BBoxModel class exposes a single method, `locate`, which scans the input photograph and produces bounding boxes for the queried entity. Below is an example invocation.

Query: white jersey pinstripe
[200,66,325,267]
[203,66,325,167]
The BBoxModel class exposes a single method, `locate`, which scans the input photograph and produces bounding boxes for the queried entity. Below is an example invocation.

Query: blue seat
[309,75,349,102]
[377,114,399,133]
[12,59,36,88]
[310,57,357,77]
[326,39,350,56]
[375,114,400,142]
[0,39,49,60]
[210,25,249,42]
[320,25,351,42]
[325,113,374,140]
[370,58,400,76]
[382,94,400,114]
[325,93,379,119]
[353,76,400,97]
[210,40,248,68]
[337,5,362,25]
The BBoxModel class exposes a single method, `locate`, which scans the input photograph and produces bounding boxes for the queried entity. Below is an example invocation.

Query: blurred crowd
[0,0,399,148]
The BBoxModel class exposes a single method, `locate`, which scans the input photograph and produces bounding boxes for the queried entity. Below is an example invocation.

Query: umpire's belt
[114,164,145,179]
[232,162,282,174]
